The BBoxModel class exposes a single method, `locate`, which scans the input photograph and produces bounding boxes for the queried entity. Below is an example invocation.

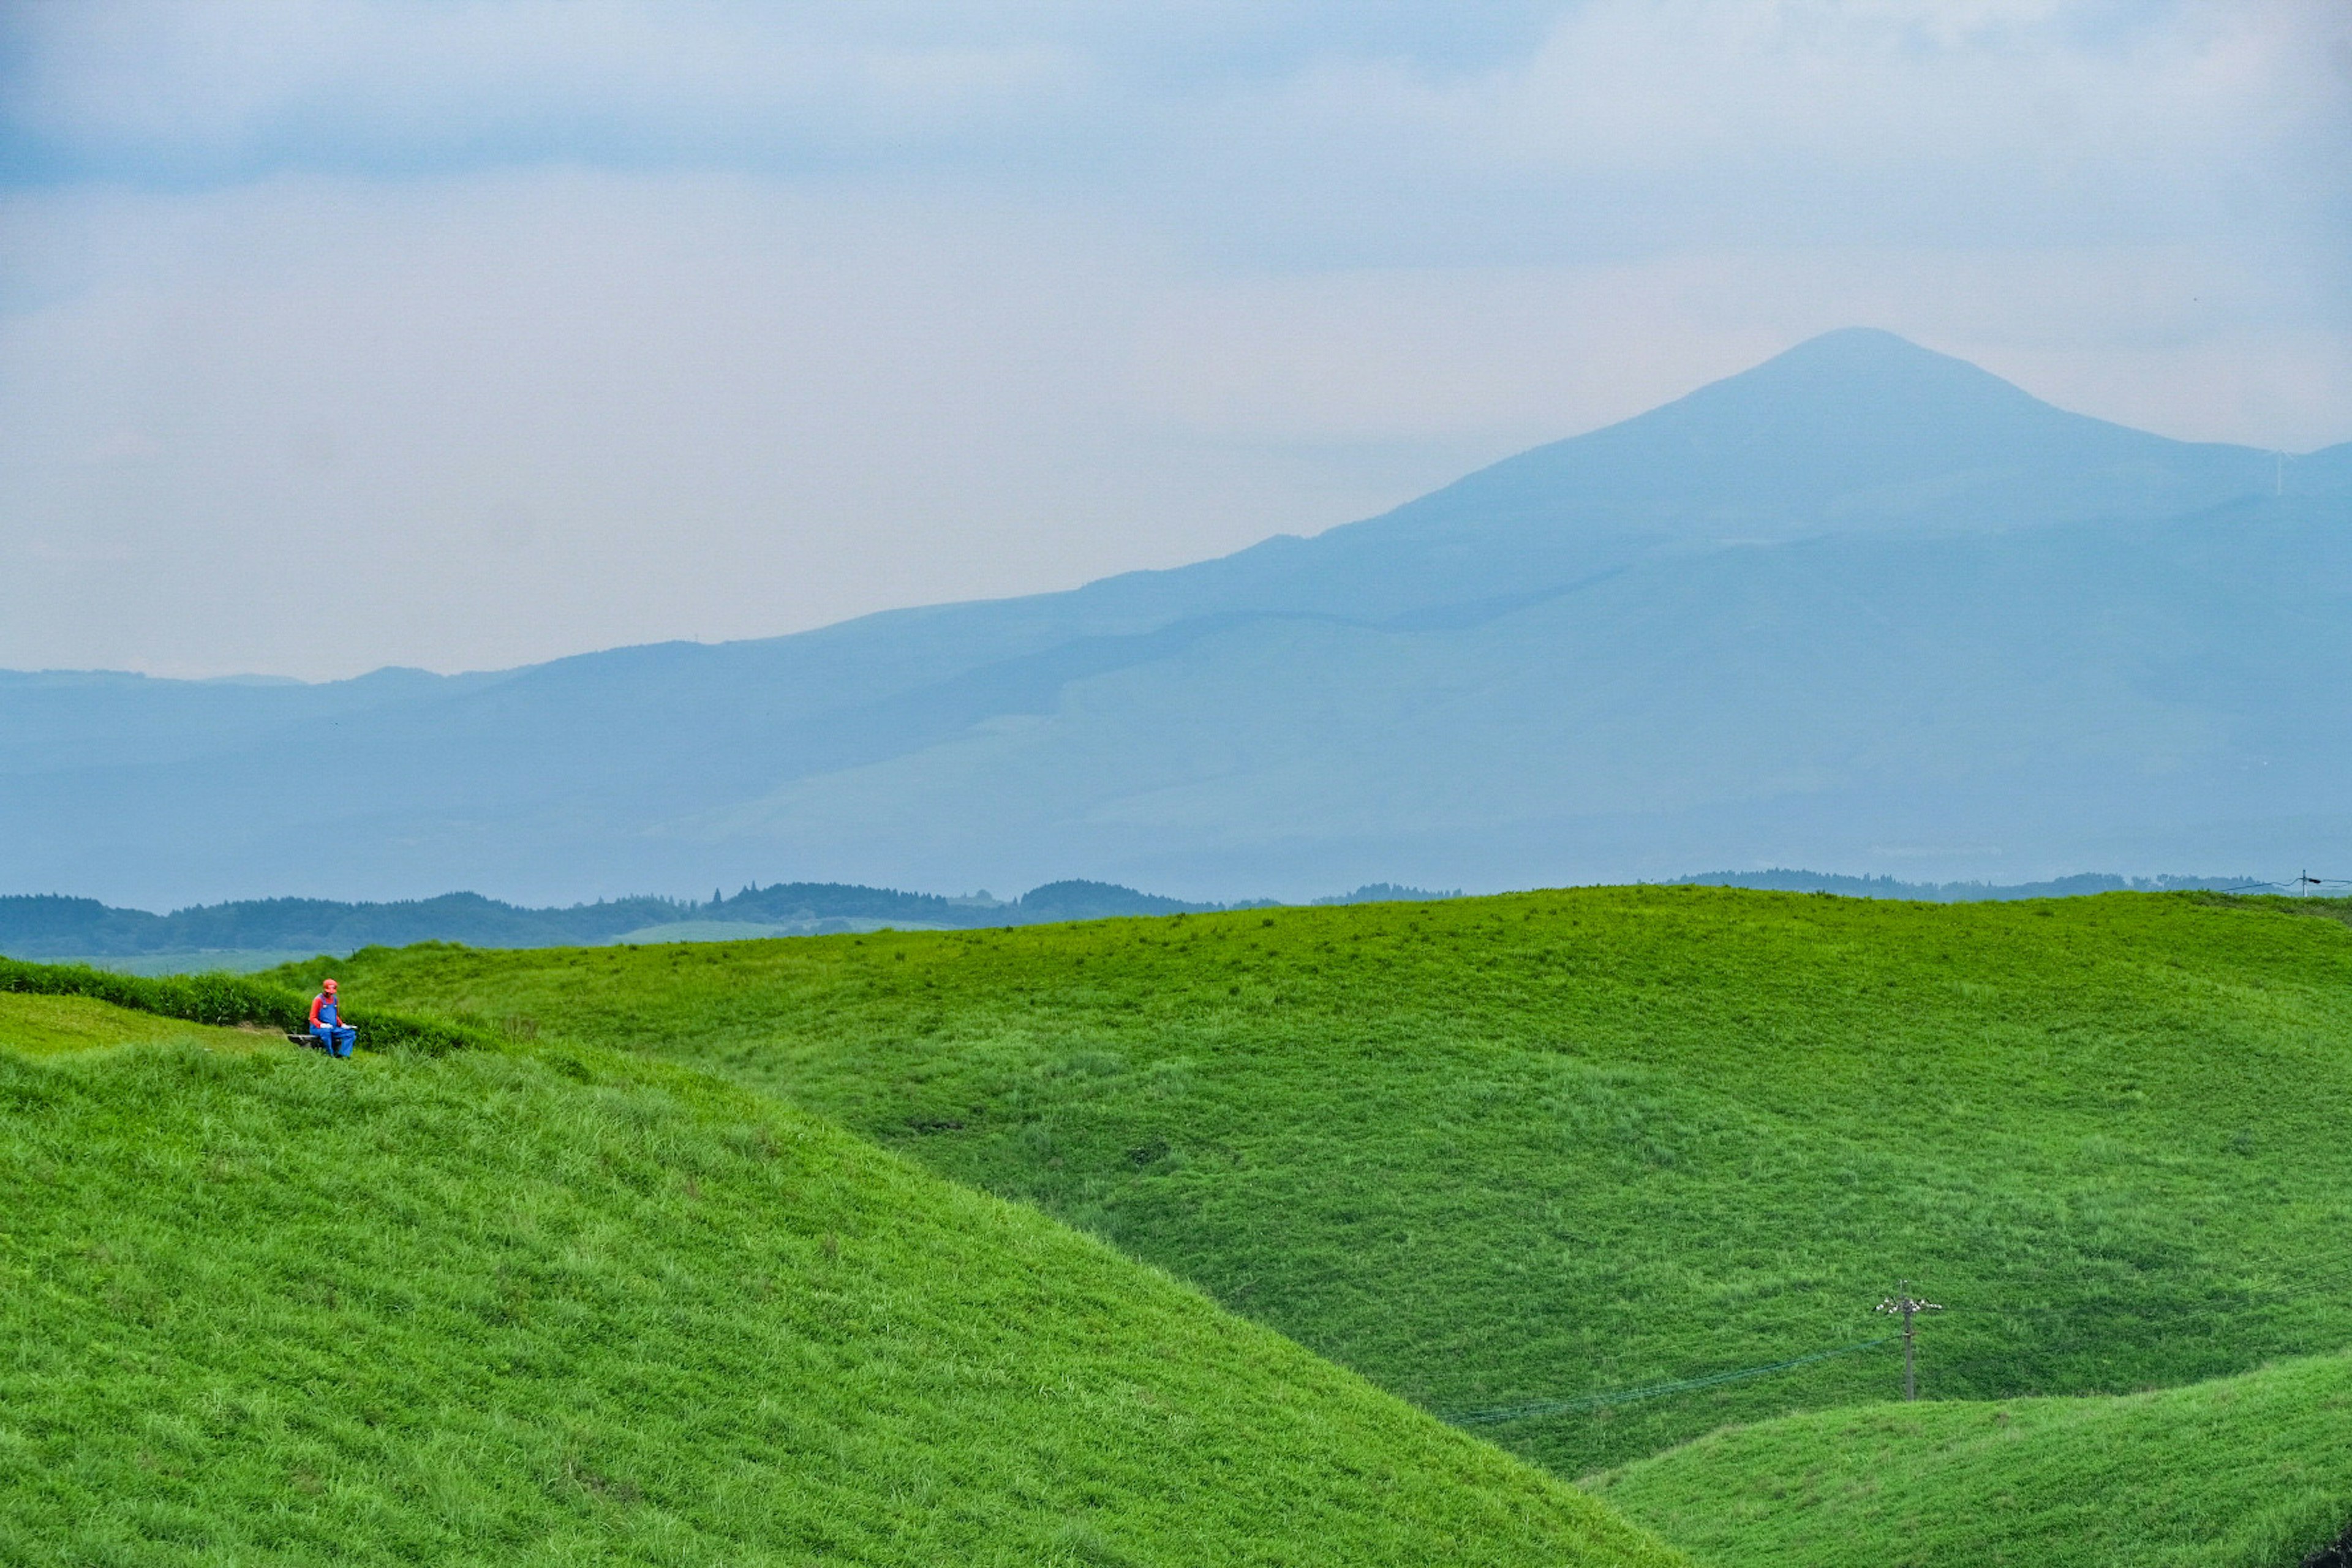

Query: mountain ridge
[0,871,2263,965]
[6,329,2346,908]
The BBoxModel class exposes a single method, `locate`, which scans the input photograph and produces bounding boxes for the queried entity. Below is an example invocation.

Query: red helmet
[322,978,338,992]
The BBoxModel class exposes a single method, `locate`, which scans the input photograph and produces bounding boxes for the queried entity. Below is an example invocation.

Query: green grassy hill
[0,992,1681,1567]
[1589,1352,2352,1567]
[301,888,2352,1494]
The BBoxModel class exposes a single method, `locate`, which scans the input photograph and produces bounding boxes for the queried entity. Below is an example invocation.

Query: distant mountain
[5,328,2346,908]
[6,865,2265,965]
[1667,869,2254,902]
[0,880,1255,960]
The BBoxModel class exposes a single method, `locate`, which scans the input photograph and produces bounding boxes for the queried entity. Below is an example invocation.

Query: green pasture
[301,889,2352,1482]
[16,886,2351,1564]
[0,997,1678,1567]
[1593,1351,2352,1567]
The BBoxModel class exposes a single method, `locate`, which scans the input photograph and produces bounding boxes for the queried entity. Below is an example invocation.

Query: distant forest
[0,878,1452,960]
[1668,869,2250,900]
[0,871,2244,961]
[0,881,1227,960]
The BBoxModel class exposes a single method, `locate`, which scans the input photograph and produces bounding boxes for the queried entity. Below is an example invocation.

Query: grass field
[0,992,1681,1567]
[1590,1351,2352,1567]
[301,888,2352,1486]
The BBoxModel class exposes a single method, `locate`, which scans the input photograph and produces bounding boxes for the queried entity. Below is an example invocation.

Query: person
[309,978,356,1059]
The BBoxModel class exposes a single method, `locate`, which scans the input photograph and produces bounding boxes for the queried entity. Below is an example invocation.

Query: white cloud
[1160,0,2349,268]
[2,2,1088,168]
[0,1,2343,677]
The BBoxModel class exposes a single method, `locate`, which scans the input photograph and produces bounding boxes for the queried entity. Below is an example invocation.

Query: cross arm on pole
[1875,1280,1944,1401]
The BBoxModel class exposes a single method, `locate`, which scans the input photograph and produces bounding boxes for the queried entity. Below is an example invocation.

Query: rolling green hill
[0,992,1682,1567]
[301,888,2352,1493]
[1589,1352,2352,1567]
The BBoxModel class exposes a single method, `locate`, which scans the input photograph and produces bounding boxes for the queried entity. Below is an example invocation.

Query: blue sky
[2,1,2346,678]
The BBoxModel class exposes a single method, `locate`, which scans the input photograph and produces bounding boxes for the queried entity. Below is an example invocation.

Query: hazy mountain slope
[0,665,510,774]
[650,494,2352,895]
[2,330,2337,907]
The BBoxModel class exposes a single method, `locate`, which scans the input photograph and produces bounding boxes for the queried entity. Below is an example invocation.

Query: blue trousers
[312,1025,356,1058]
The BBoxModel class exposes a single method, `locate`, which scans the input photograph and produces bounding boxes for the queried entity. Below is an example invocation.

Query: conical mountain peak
[1658,327,2061,439]
[1381,328,2218,545]
[1048,328,2281,636]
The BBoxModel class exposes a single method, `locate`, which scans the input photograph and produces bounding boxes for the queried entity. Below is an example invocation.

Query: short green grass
[1589,1352,2352,1567]
[303,889,2352,1485]
[0,990,275,1057]
[0,999,1681,1567]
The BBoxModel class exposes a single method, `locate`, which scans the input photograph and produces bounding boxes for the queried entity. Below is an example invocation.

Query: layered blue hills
[6,328,2347,909]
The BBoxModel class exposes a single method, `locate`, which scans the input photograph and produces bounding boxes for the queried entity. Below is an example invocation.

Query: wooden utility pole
[1876,1281,1943,1401]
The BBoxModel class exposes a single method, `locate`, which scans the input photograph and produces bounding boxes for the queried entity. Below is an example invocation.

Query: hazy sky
[4,1,2347,680]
